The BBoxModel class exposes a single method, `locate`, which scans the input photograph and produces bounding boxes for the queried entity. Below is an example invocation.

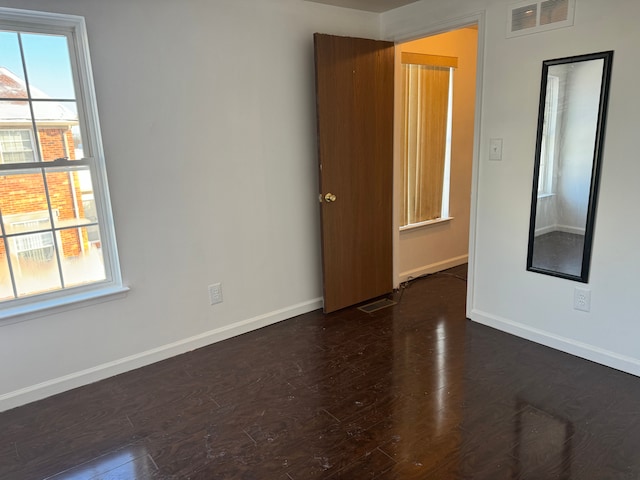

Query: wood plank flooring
[2,265,640,479]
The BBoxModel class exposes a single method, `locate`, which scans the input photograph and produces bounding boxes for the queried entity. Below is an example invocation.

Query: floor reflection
[390,290,465,474]
[513,400,573,479]
[48,445,156,480]
[435,321,447,435]
[531,231,584,276]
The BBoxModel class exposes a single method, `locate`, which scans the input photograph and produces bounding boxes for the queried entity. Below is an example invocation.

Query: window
[0,129,36,163]
[538,75,560,196]
[400,52,456,228]
[0,8,124,318]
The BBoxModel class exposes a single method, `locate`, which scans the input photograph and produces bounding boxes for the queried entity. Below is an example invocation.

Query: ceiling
[305,0,422,13]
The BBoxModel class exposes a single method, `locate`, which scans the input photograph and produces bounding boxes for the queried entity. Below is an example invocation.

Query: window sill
[400,216,454,232]
[0,285,130,326]
[537,193,556,199]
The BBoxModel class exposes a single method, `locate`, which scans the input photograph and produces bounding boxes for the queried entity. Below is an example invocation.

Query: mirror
[527,51,613,282]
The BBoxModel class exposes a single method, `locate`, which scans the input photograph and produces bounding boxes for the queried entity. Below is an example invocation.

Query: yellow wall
[395,27,478,281]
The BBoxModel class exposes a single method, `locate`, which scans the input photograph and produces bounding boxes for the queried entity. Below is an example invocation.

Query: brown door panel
[314,34,394,313]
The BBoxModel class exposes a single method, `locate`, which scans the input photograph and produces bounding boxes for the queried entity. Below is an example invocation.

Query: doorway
[313,17,484,313]
[393,24,479,287]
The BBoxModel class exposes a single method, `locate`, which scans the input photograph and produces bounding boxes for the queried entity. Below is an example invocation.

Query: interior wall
[383,0,640,376]
[0,0,380,411]
[395,27,477,282]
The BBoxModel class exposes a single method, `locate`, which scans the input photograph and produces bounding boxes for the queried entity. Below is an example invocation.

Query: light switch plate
[489,138,503,161]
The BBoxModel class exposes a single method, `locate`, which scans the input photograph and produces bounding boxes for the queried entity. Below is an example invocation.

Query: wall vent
[507,0,575,38]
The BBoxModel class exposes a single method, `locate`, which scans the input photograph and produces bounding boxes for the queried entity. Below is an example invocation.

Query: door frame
[388,12,486,319]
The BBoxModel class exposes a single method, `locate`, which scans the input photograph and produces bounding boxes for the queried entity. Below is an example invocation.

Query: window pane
[0,101,37,162]
[59,226,105,288]
[21,33,76,100]
[0,31,26,95]
[71,125,84,159]
[44,167,95,229]
[11,231,62,297]
[0,238,15,301]
[0,128,36,163]
[33,100,77,123]
[32,101,80,162]
[0,171,53,233]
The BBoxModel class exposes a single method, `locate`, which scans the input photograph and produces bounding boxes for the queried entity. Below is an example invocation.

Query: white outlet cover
[574,287,591,312]
[208,283,223,305]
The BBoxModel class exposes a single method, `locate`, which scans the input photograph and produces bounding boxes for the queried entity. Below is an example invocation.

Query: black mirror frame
[526,50,614,283]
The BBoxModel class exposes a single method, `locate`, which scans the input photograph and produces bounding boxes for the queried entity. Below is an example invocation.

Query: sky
[0,30,76,100]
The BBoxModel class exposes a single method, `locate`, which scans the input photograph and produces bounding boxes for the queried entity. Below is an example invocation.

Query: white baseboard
[399,254,468,283]
[557,224,585,235]
[0,297,323,412]
[469,309,640,377]
[534,224,556,236]
[535,224,586,236]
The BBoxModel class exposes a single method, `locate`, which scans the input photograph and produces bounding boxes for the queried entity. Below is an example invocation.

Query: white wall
[384,0,640,375]
[395,28,477,282]
[0,0,380,411]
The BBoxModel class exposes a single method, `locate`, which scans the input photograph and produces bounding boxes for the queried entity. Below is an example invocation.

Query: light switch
[489,138,503,161]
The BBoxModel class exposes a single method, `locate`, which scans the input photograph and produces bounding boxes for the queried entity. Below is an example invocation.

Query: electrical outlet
[574,287,591,312]
[208,283,223,305]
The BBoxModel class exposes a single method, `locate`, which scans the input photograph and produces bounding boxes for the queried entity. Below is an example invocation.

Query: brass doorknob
[324,193,337,203]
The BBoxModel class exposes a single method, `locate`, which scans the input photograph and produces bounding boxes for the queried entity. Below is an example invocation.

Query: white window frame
[0,8,127,322]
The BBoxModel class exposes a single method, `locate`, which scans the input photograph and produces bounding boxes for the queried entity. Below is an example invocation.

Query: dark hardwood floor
[2,264,640,479]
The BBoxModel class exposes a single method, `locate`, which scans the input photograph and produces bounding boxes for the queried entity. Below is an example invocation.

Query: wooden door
[314,34,394,313]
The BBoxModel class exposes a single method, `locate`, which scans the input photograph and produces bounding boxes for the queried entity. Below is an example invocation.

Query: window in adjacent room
[0,8,125,318]
[400,52,457,229]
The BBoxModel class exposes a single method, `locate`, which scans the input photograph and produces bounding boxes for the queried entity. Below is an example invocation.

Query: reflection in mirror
[514,399,573,479]
[527,51,613,282]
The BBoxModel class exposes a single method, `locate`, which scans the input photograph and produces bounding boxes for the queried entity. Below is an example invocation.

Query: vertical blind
[401,52,457,226]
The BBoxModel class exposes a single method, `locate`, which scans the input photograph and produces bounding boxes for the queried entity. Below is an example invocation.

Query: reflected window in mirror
[527,51,614,283]
[538,74,559,196]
